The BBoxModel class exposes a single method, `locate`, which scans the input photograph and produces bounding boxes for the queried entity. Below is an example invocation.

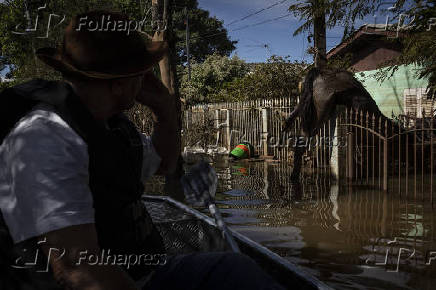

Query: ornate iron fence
[183,101,436,195]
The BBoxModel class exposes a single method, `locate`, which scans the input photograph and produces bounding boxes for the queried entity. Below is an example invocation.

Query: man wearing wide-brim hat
[0,9,177,289]
[0,10,284,290]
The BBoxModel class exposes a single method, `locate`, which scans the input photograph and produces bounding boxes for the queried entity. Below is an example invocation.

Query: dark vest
[0,80,165,289]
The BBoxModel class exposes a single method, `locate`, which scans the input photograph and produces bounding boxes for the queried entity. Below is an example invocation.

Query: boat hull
[143,195,332,290]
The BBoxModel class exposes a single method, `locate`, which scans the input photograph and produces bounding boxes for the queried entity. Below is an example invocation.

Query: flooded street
[210,157,436,290]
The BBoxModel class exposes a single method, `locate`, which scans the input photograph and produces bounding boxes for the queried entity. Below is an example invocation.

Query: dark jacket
[0,80,165,289]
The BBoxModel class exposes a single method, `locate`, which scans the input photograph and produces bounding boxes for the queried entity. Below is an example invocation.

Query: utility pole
[152,0,185,201]
[185,7,191,81]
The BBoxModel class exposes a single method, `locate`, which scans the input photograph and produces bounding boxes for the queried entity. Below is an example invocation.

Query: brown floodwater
[211,158,436,290]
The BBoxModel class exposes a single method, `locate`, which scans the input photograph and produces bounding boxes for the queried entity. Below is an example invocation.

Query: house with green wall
[327,24,432,118]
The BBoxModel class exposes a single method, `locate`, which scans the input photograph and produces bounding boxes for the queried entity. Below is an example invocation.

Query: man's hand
[136,72,172,119]
[39,224,138,290]
[136,71,180,175]
[181,162,218,206]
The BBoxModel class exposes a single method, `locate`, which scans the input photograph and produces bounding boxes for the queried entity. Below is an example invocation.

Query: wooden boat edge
[142,195,334,290]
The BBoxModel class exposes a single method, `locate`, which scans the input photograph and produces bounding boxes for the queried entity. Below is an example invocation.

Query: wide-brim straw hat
[36,11,168,80]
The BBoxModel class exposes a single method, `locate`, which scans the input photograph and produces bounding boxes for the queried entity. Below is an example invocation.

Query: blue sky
[197,0,384,64]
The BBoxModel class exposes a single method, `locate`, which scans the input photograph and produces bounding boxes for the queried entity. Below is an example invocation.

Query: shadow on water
[211,157,436,290]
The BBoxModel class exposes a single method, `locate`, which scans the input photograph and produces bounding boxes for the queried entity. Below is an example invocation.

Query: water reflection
[213,158,436,290]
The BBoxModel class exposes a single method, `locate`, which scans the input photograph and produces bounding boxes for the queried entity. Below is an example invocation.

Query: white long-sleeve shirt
[0,107,161,243]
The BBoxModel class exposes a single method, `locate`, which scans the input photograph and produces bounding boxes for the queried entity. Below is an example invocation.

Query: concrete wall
[354,64,429,117]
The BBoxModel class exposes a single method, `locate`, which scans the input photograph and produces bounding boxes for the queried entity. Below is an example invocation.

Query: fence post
[215,109,220,146]
[226,109,232,151]
[383,138,388,191]
[347,132,353,180]
[185,109,190,131]
[330,110,342,179]
[262,108,269,156]
[383,120,388,191]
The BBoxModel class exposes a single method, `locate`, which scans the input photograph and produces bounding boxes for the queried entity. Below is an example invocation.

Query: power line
[226,0,290,26]
[232,13,292,32]
[189,13,293,41]
[190,31,228,41]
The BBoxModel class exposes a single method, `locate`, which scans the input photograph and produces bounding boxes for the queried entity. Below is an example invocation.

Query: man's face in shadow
[111,74,144,111]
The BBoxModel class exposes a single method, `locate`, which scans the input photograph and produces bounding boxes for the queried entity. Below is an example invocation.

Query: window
[404,88,435,118]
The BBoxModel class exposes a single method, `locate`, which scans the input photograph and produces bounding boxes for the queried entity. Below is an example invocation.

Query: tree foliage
[222,56,306,102]
[288,0,380,40]
[0,0,235,82]
[180,53,249,104]
[180,54,306,105]
[0,0,124,80]
[377,0,436,94]
[172,0,236,64]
